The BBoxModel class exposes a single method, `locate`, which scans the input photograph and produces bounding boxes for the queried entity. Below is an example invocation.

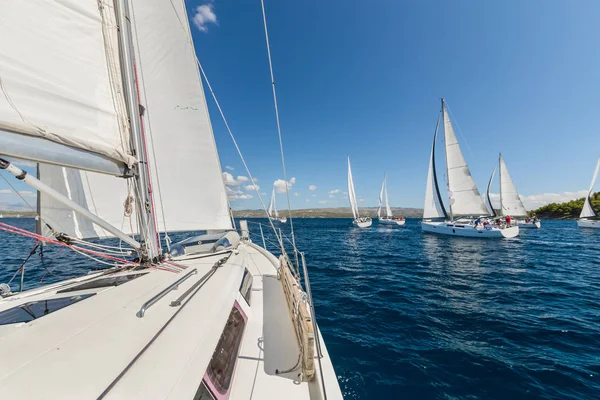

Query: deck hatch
[57,273,148,293]
[0,294,95,325]
[239,268,252,305]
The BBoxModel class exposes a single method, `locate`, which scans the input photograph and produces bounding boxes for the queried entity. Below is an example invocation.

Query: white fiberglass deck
[0,242,341,399]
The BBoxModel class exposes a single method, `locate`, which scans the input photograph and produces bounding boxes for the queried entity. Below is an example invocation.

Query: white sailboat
[484,154,540,228]
[348,157,372,228]
[267,187,287,223]
[421,99,519,238]
[577,157,600,229]
[377,173,405,226]
[0,1,341,399]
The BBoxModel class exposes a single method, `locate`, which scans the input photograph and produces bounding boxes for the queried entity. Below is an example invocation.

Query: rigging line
[164,0,285,250]
[259,0,300,265]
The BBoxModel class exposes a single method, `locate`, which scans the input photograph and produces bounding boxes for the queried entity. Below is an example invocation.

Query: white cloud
[245,184,260,192]
[359,198,365,203]
[0,189,36,197]
[328,189,341,195]
[222,172,250,187]
[329,194,336,199]
[294,192,299,197]
[318,200,328,204]
[237,176,249,183]
[309,185,317,191]
[225,165,234,171]
[312,194,316,197]
[274,177,296,193]
[260,192,267,196]
[192,4,218,32]
[228,193,253,201]
[306,199,310,203]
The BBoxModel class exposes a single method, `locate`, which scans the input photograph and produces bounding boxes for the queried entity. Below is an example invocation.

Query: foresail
[377,177,384,218]
[499,155,528,216]
[130,0,232,232]
[0,0,134,168]
[442,101,489,217]
[268,188,274,218]
[37,164,135,240]
[348,158,358,219]
[485,167,497,217]
[423,114,447,219]
[580,158,600,218]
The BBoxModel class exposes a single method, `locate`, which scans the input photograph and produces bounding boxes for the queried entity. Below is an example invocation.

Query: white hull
[378,218,405,226]
[270,217,287,223]
[353,218,372,228]
[517,220,541,229]
[421,220,519,238]
[577,219,600,229]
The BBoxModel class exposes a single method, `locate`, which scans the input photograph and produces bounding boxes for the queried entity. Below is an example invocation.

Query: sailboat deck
[0,242,341,399]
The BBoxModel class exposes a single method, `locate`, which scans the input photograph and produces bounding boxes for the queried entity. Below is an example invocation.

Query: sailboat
[484,154,540,228]
[577,157,600,229]
[348,157,372,228]
[0,1,341,398]
[377,173,405,226]
[421,99,519,238]
[267,187,287,223]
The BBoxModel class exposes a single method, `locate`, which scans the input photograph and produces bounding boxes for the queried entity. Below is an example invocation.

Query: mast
[114,0,160,260]
[441,99,453,220]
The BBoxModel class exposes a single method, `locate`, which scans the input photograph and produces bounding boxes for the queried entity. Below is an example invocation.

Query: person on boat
[506,215,512,226]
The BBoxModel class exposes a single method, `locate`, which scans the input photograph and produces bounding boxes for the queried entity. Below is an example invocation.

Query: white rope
[259,0,300,265]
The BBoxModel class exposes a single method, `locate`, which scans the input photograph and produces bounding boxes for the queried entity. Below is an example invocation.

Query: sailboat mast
[114,0,160,260]
[441,98,454,221]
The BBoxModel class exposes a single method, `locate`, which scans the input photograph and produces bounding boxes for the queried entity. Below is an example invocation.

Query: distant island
[530,192,599,219]
[232,207,424,219]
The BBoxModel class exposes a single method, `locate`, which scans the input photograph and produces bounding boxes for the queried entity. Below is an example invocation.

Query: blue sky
[188,0,600,210]
[1,0,599,212]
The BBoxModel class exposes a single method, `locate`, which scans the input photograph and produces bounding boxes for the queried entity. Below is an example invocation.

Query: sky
[0,0,599,212]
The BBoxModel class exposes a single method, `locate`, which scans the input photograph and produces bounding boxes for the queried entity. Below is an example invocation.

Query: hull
[378,218,405,226]
[270,217,287,223]
[518,220,541,229]
[577,219,600,229]
[421,220,519,238]
[353,218,372,228]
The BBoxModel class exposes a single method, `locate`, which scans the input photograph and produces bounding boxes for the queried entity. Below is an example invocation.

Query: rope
[259,0,300,270]
[7,241,39,286]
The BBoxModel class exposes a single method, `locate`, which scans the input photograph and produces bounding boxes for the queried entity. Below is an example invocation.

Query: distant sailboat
[421,99,519,238]
[267,187,287,223]
[577,157,600,229]
[377,173,405,226]
[485,154,540,228]
[348,157,371,228]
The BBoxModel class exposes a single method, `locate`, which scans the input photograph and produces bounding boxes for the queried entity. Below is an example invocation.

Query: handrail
[137,268,197,318]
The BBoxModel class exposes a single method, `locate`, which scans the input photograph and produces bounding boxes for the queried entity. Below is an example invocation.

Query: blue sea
[1,218,599,399]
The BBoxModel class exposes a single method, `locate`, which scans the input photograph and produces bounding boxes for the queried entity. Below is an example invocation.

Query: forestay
[347,158,359,219]
[499,155,528,217]
[37,164,134,240]
[580,158,600,218]
[130,0,232,232]
[442,102,489,217]
[0,0,133,167]
[423,118,447,220]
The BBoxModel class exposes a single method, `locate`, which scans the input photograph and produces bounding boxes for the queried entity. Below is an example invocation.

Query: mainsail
[485,167,497,217]
[347,157,359,219]
[498,154,528,217]
[130,0,232,232]
[580,158,600,219]
[0,0,134,171]
[423,115,447,219]
[442,100,489,217]
[268,187,279,218]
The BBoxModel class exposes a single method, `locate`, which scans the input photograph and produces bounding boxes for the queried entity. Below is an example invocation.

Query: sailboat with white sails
[484,154,540,228]
[377,173,405,226]
[577,157,600,229]
[421,99,519,238]
[0,1,342,398]
[267,187,287,223]
[348,157,372,228]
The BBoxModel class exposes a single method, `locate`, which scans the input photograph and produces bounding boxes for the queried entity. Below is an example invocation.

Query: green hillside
[531,192,599,219]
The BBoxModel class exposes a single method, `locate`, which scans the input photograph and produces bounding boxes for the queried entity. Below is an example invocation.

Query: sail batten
[442,100,489,217]
[498,154,528,217]
[580,158,600,219]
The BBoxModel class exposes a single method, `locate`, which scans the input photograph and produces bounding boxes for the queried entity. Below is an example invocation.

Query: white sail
[384,177,392,218]
[0,0,134,167]
[37,164,134,240]
[485,167,497,216]
[130,0,232,232]
[268,188,275,218]
[498,154,528,217]
[377,177,384,218]
[580,158,600,218]
[271,188,279,218]
[347,157,359,219]
[423,117,447,219]
[442,101,489,217]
